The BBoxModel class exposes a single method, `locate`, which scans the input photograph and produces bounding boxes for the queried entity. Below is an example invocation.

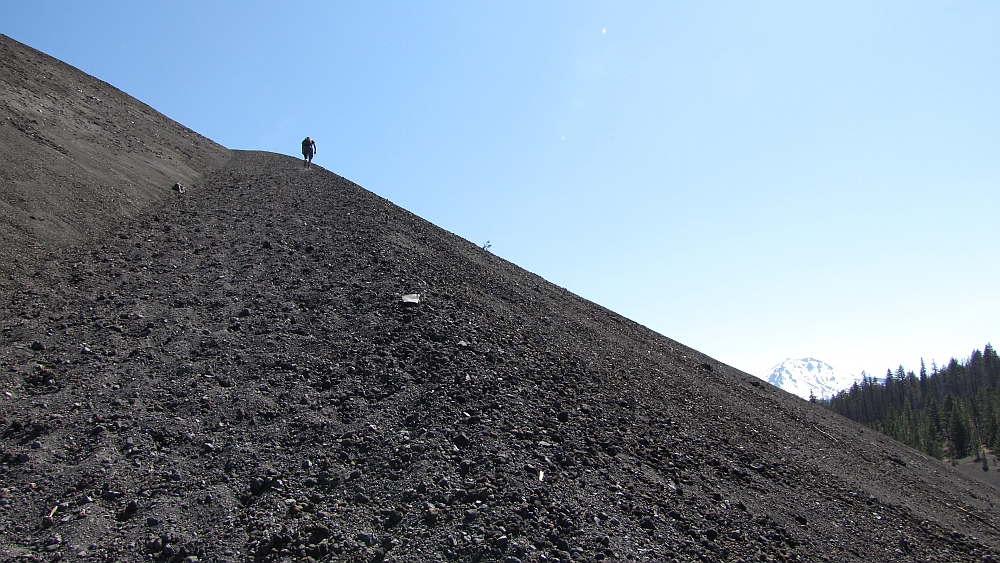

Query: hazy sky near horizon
[4,2,998,380]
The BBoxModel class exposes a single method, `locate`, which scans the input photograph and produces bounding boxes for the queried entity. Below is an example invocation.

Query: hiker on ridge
[302,137,317,169]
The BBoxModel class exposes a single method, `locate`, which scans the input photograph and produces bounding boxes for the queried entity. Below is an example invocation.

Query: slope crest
[0,34,229,278]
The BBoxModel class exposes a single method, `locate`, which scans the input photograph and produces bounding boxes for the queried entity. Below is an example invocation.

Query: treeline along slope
[826,346,1000,463]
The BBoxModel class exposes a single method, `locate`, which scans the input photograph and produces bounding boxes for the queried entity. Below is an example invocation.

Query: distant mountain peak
[759,358,860,400]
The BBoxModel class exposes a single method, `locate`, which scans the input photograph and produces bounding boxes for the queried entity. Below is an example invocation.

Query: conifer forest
[824,345,1000,464]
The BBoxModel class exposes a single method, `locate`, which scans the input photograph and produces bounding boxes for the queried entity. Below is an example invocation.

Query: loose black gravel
[3,32,1000,563]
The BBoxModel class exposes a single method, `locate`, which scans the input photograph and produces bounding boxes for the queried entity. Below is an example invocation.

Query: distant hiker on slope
[302,137,317,169]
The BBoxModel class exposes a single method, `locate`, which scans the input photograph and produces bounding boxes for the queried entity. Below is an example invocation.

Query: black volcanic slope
[0,34,228,278]
[2,36,1000,563]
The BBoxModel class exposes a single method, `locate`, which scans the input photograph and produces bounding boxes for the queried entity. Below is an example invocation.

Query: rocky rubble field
[2,33,1000,563]
[2,152,1000,563]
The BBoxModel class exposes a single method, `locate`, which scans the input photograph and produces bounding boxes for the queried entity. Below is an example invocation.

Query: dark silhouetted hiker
[302,137,317,168]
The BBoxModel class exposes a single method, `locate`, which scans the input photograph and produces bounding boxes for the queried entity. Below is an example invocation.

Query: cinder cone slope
[1,36,998,563]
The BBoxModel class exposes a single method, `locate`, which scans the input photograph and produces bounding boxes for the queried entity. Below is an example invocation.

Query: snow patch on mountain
[759,358,861,400]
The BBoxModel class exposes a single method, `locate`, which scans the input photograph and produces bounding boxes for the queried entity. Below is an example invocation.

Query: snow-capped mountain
[759,358,860,401]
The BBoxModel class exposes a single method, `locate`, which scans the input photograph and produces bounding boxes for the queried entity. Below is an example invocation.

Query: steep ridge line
[1,33,999,562]
[0,34,230,281]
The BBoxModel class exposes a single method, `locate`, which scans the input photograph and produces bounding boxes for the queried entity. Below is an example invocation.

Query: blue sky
[5,2,998,380]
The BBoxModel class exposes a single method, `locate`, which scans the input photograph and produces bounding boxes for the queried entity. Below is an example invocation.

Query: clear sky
[4,2,998,381]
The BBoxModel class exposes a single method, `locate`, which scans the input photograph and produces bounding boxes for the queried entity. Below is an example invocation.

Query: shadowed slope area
[2,37,1000,563]
[0,34,229,277]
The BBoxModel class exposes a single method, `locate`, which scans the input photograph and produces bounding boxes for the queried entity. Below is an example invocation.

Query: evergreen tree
[947,396,970,459]
[922,416,944,460]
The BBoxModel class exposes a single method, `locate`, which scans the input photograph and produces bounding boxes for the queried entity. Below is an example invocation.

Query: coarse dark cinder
[1,33,998,562]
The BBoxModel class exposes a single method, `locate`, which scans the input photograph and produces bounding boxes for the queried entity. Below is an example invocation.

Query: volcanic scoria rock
[0,33,999,562]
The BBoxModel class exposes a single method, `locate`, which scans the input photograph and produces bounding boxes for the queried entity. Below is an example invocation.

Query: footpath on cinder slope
[2,150,1000,562]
